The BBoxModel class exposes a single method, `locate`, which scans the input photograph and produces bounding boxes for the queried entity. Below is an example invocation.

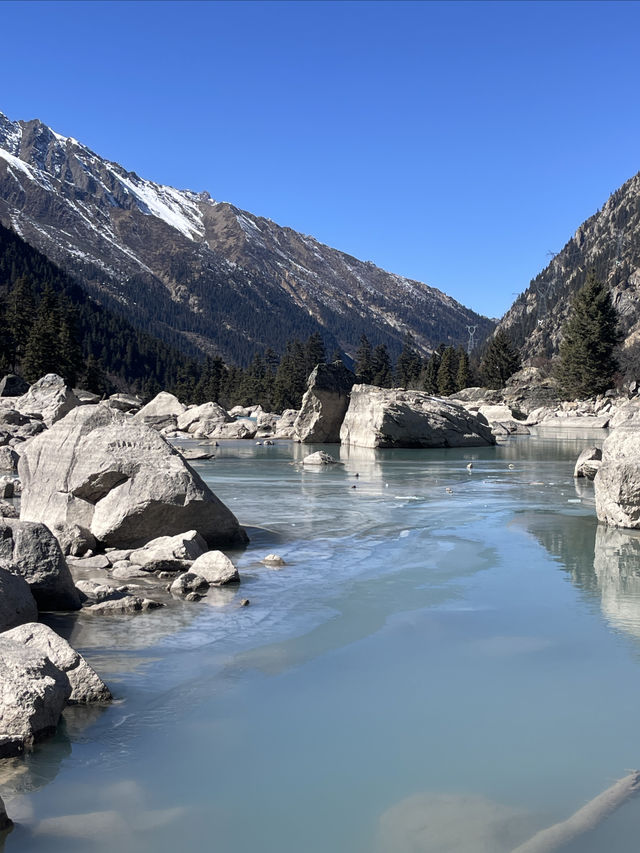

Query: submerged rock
[294,362,355,443]
[302,451,341,466]
[0,519,81,611]
[84,596,164,614]
[18,404,248,549]
[128,530,207,572]
[340,386,495,449]
[3,623,111,704]
[169,572,209,596]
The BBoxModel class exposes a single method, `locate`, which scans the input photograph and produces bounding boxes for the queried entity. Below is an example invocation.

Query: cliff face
[0,111,493,365]
[497,171,640,371]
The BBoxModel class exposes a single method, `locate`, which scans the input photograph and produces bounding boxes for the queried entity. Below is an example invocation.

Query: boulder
[273,409,299,439]
[0,501,19,518]
[0,477,14,498]
[262,554,286,567]
[67,554,111,570]
[0,447,19,472]
[0,374,29,397]
[340,385,496,449]
[0,568,38,632]
[0,409,30,427]
[0,519,81,611]
[15,374,81,427]
[294,362,355,443]
[84,596,163,614]
[169,572,209,595]
[595,428,640,528]
[302,451,341,466]
[609,399,640,429]
[73,388,101,404]
[52,523,97,557]
[188,550,240,585]
[106,393,143,413]
[75,580,131,605]
[133,392,185,425]
[205,420,257,440]
[177,401,231,432]
[3,623,111,704]
[0,637,71,757]
[574,446,602,480]
[129,530,207,572]
[18,404,247,549]
[500,366,561,416]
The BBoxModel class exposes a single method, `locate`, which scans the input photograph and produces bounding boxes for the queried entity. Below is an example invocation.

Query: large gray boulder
[273,409,299,439]
[595,428,640,528]
[340,385,496,449]
[189,550,240,585]
[0,568,38,632]
[133,392,185,431]
[3,623,111,704]
[15,373,81,427]
[294,362,355,443]
[18,405,247,549]
[0,637,71,757]
[177,401,231,432]
[0,519,81,610]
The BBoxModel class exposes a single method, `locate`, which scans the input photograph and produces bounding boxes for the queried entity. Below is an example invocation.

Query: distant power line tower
[466,325,478,354]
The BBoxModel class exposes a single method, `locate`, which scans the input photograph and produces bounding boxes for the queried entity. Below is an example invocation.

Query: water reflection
[593,526,640,641]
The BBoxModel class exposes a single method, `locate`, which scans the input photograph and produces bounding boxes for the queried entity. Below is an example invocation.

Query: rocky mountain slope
[0,111,493,365]
[497,171,640,373]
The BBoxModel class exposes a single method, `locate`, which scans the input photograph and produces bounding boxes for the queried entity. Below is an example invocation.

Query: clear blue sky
[1,0,639,318]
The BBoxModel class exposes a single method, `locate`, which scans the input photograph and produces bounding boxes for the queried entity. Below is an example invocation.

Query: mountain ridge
[0,110,494,366]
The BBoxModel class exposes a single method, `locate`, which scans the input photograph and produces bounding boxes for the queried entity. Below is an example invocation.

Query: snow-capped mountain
[0,110,494,364]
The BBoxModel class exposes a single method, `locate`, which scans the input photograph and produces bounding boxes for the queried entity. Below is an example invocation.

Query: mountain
[0,110,494,366]
[497,171,640,373]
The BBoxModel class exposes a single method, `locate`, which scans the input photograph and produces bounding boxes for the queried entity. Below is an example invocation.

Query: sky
[1,0,639,319]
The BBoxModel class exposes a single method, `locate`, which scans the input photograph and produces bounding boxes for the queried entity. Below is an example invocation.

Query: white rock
[15,374,81,427]
[189,551,240,585]
[302,451,341,466]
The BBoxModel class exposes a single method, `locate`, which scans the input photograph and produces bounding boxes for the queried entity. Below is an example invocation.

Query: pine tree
[355,333,374,383]
[395,333,422,388]
[455,346,470,392]
[6,275,35,370]
[422,351,440,394]
[57,298,83,386]
[304,332,326,376]
[437,346,457,395]
[371,344,393,387]
[555,270,620,399]
[480,330,521,389]
[83,354,110,396]
[21,286,62,381]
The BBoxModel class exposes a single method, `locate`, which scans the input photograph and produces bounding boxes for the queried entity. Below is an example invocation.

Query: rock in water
[177,401,231,432]
[595,428,640,528]
[18,404,247,549]
[0,568,38,632]
[15,374,81,427]
[294,362,355,443]
[302,451,341,466]
[0,792,11,830]
[0,519,81,610]
[0,638,71,757]
[340,385,496,449]
[189,550,240,585]
[2,623,111,704]
[128,530,207,572]
[574,446,602,480]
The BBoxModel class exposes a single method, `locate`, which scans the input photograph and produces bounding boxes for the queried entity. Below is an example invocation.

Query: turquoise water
[4,431,640,852]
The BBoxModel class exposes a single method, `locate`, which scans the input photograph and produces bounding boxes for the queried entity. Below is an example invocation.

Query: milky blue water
[4,431,640,852]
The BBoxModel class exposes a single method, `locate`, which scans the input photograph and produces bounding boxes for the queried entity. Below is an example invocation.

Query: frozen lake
[4,431,640,852]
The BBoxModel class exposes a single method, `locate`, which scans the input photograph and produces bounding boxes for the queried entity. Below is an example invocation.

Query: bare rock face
[0,567,38,631]
[274,409,299,439]
[294,362,355,443]
[574,446,602,480]
[18,404,247,549]
[595,428,640,528]
[189,550,240,585]
[0,519,81,611]
[340,385,496,449]
[3,623,111,704]
[15,373,81,427]
[0,637,71,757]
